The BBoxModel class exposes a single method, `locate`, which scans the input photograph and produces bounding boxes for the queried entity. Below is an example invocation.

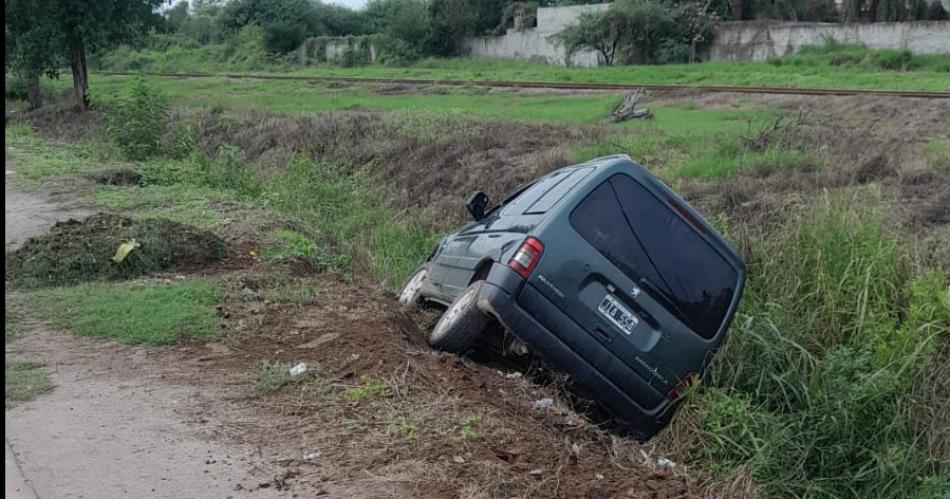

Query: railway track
[100,71,950,99]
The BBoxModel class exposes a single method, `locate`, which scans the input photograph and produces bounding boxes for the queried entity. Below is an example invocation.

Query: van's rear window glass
[570,174,737,339]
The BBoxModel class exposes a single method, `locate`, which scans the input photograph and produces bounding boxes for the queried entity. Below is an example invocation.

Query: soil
[3,176,95,252]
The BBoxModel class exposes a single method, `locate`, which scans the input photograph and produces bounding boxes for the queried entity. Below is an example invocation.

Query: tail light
[508,237,544,279]
[667,372,697,401]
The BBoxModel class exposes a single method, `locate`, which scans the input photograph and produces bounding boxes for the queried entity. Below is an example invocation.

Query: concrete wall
[710,21,950,61]
[464,3,610,67]
[296,36,377,65]
[466,4,950,66]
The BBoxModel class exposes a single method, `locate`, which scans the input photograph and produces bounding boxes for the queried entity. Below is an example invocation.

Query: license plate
[598,294,639,335]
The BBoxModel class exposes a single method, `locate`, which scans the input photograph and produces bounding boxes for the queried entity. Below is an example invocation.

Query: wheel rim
[399,269,427,305]
[431,287,475,342]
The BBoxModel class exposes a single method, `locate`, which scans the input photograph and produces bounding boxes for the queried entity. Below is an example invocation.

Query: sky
[326,0,368,9]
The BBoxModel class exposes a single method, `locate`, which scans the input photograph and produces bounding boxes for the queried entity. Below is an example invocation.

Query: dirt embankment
[182,268,703,498]
[175,108,602,229]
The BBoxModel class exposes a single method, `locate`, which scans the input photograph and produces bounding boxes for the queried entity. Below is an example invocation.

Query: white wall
[710,21,950,61]
[464,3,610,67]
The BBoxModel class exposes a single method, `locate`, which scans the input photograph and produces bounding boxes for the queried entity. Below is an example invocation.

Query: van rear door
[525,172,741,402]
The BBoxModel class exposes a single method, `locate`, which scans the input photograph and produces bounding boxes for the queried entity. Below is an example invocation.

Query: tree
[61,1,163,110]
[555,0,674,65]
[165,1,191,32]
[364,0,431,62]
[5,0,64,109]
[5,0,162,111]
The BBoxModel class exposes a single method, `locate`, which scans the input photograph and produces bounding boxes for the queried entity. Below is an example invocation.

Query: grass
[262,229,350,273]
[94,39,950,91]
[28,279,224,346]
[5,302,21,342]
[673,193,950,499]
[573,105,815,179]
[92,183,245,230]
[5,360,53,408]
[5,126,115,183]
[927,138,950,171]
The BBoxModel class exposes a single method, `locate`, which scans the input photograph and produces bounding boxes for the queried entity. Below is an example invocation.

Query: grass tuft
[28,279,224,346]
[5,360,53,408]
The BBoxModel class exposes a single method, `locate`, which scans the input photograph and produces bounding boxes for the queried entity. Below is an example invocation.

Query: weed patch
[5,360,53,408]
[5,214,229,288]
[262,230,350,274]
[666,194,949,499]
[28,279,224,346]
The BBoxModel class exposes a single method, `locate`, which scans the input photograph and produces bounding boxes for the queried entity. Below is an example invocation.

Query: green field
[7,69,949,499]
[290,56,950,91]
[95,53,950,92]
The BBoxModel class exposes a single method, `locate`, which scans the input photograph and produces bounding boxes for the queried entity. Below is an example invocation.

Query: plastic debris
[112,239,141,263]
[303,451,321,461]
[528,468,543,476]
[504,372,522,379]
[533,398,554,409]
[595,473,605,480]
[289,362,308,378]
[656,457,676,469]
[453,455,466,464]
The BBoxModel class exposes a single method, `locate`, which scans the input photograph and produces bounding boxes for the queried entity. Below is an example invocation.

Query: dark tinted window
[570,175,737,339]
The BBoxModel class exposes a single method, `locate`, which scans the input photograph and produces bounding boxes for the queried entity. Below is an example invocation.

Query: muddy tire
[429,281,489,353]
[399,265,430,307]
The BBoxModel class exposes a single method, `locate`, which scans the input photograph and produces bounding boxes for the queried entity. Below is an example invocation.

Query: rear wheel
[399,265,429,307]
[429,281,489,353]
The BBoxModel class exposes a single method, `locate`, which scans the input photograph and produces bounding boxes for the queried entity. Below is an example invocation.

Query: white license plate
[598,294,639,335]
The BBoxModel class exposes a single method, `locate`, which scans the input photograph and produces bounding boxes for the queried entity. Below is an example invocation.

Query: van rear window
[570,174,738,339]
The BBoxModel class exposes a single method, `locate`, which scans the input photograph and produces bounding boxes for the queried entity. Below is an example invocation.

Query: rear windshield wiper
[638,277,697,332]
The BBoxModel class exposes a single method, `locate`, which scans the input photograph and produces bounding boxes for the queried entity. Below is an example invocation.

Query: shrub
[870,48,914,70]
[107,79,169,161]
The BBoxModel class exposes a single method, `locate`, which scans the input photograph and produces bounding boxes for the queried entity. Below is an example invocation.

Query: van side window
[570,175,738,339]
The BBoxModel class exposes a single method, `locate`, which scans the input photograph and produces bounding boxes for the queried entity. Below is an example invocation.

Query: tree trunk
[26,74,42,110]
[69,35,89,111]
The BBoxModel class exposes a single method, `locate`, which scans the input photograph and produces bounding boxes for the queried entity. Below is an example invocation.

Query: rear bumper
[475,263,673,440]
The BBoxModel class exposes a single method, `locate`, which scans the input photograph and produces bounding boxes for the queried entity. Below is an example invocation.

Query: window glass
[570,175,738,339]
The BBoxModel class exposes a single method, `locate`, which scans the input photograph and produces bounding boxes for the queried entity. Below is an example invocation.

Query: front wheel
[429,281,489,353]
[399,265,429,307]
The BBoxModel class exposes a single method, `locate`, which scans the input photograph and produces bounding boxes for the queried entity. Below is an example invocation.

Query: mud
[5,213,229,287]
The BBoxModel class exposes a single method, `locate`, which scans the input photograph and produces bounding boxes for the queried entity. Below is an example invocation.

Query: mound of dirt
[14,101,108,141]
[210,274,701,498]
[5,214,229,287]
[88,169,142,186]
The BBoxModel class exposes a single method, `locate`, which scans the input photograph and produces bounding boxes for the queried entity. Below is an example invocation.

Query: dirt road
[4,182,306,499]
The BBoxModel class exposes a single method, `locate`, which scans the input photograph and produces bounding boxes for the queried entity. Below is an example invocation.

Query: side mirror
[466,191,490,221]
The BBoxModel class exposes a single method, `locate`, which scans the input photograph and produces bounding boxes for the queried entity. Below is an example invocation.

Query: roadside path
[3,180,299,499]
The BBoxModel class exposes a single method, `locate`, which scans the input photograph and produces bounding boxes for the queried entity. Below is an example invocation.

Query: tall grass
[671,192,949,499]
[260,155,438,287]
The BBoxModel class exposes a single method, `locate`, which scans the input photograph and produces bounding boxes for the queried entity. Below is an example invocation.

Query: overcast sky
[326,0,369,9]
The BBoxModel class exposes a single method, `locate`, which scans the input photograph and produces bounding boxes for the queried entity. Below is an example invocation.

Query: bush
[4,73,57,106]
[870,48,915,70]
[107,79,169,161]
